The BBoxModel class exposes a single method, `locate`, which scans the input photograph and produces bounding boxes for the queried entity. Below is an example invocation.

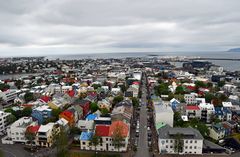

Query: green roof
[155,122,166,130]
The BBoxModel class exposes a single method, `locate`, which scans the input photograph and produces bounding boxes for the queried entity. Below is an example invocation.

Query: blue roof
[86,114,97,121]
[80,132,93,141]
[215,107,224,116]
[223,107,232,114]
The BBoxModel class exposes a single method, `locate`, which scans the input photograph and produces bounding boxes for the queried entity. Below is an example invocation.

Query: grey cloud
[0,0,240,56]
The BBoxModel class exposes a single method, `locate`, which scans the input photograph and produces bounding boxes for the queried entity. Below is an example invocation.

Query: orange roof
[60,110,73,118]
[109,121,129,137]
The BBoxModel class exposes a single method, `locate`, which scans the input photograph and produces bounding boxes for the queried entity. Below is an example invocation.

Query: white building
[158,125,203,155]
[36,122,58,147]
[2,117,37,144]
[199,103,215,123]
[153,103,174,127]
[0,111,11,134]
[184,93,197,104]
[0,89,19,102]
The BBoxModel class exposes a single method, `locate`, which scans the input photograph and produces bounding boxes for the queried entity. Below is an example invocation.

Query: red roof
[60,110,73,118]
[27,125,40,134]
[40,96,51,103]
[95,125,110,137]
[67,90,75,97]
[186,86,196,91]
[132,81,140,85]
[186,105,200,110]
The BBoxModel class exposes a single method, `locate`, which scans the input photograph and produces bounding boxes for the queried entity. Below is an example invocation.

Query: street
[0,143,31,157]
[135,73,150,157]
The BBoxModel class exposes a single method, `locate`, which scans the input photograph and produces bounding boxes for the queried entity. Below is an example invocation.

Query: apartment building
[158,125,203,155]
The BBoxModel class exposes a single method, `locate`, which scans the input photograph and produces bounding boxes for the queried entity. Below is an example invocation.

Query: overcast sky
[0,0,240,57]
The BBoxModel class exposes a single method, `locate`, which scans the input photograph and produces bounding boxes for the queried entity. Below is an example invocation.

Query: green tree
[92,84,101,90]
[90,134,100,156]
[195,81,207,88]
[6,114,17,124]
[154,83,170,96]
[0,83,10,91]
[189,118,209,137]
[25,128,36,151]
[174,133,184,154]
[113,96,124,106]
[101,108,109,116]
[22,107,32,117]
[218,81,225,87]
[131,97,139,108]
[111,124,125,152]
[24,92,34,103]
[90,102,99,113]
[173,112,184,127]
[205,93,215,103]
[52,108,62,120]
[175,86,185,94]
[54,127,68,157]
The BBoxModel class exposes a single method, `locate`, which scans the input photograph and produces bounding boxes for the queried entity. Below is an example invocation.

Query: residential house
[98,99,112,111]
[209,123,225,140]
[153,102,174,127]
[184,93,197,104]
[81,121,129,152]
[2,117,37,144]
[199,103,215,123]
[73,99,90,117]
[59,110,75,127]
[111,105,133,124]
[36,123,60,147]
[31,105,52,124]
[79,132,93,150]
[185,106,201,119]
[170,98,180,111]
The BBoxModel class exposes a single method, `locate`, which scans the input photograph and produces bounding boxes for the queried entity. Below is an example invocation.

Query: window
[194,152,196,154]
[190,140,192,143]
[170,146,173,148]
[185,140,188,143]
[166,140,168,143]
[189,146,192,149]
[106,138,108,141]
[82,142,85,145]
[185,146,188,149]
[195,140,197,143]
[170,140,173,143]
[194,146,197,149]
[166,145,168,148]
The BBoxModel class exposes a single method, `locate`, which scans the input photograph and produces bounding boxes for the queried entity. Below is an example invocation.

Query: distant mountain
[228,48,240,52]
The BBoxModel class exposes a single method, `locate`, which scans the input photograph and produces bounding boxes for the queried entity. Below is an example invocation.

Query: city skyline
[0,0,240,57]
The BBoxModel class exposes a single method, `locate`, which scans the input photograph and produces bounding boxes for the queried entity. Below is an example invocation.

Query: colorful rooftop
[109,121,129,137]
[86,114,98,121]
[95,125,110,137]
[80,132,93,141]
[186,105,200,110]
